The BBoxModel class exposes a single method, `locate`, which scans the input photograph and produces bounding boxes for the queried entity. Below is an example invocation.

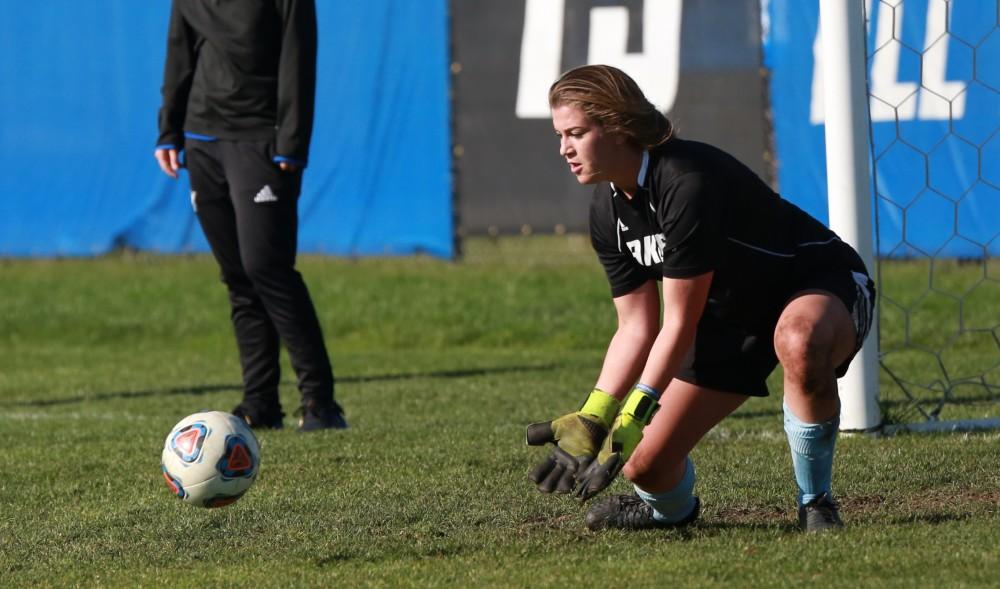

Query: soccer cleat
[232,402,284,430]
[798,492,844,532]
[585,493,700,531]
[296,399,348,432]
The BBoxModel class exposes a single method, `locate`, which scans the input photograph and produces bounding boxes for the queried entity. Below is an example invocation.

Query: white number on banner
[515,0,683,119]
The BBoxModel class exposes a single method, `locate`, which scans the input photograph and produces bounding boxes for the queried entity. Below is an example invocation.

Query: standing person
[526,65,874,532]
[154,0,346,432]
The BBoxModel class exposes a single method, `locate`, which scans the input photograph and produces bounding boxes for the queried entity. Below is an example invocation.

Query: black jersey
[589,139,867,330]
[156,0,317,164]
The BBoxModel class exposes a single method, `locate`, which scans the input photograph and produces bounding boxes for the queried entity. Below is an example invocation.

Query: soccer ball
[161,411,260,508]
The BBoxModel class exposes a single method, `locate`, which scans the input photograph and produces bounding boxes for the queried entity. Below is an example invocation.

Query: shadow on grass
[684,511,972,535]
[696,495,984,534]
[554,492,992,537]
[884,512,973,526]
[7,364,558,408]
[569,510,976,538]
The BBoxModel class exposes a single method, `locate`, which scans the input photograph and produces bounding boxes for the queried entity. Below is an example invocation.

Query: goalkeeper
[526,65,874,533]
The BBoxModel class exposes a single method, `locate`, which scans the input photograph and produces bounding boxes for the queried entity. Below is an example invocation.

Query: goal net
[863,0,999,431]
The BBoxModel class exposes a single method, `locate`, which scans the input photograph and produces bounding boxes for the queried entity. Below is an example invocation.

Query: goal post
[819,0,882,432]
[816,0,1000,435]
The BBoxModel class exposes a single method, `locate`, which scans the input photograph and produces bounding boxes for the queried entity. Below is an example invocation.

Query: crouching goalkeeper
[526,65,874,533]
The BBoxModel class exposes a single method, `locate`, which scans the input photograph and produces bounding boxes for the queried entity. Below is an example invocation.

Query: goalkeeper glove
[574,385,660,501]
[525,389,620,494]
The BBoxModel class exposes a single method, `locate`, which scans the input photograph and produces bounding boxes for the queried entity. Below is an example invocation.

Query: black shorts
[674,268,875,397]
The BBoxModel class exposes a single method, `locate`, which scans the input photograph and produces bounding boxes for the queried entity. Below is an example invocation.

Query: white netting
[865,0,1000,427]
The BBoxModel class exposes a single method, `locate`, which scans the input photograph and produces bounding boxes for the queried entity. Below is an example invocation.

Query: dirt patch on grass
[519,513,576,530]
[844,488,1000,515]
[711,504,787,525]
[518,488,998,529]
[711,488,999,526]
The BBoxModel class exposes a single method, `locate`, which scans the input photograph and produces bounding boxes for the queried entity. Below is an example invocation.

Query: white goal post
[819,0,881,432]
[819,0,1000,435]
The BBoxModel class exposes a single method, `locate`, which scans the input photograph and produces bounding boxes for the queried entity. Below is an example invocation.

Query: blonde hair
[548,65,674,149]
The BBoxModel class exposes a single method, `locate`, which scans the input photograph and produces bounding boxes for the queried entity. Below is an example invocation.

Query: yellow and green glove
[574,385,660,501]
[525,389,620,494]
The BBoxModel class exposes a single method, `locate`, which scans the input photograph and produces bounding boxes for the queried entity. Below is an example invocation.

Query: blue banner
[764,0,999,257]
[0,1,452,258]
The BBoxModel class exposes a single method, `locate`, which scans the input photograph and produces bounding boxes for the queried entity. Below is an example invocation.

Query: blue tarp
[764,0,999,257]
[0,1,452,258]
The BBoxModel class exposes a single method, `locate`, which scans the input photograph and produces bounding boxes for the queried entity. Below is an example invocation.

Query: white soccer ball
[161,411,260,508]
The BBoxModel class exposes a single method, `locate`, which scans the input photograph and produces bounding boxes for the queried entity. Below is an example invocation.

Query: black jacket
[156,0,317,164]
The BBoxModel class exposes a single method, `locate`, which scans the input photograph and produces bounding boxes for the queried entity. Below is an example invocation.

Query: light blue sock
[634,457,696,523]
[783,403,839,506]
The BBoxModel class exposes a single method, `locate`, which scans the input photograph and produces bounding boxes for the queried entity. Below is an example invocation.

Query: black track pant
[186,139,334,411]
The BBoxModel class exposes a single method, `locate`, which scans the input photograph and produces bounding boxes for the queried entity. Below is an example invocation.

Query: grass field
[1,236,997,587]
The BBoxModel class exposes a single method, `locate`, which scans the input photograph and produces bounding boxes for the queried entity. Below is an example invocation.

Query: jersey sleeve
[590,187,654,297]
[156,2,196,149]
[657,172,724,278]
[274,0,318,165]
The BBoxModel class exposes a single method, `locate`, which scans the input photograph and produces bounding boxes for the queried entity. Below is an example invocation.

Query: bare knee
[775,316,835,389]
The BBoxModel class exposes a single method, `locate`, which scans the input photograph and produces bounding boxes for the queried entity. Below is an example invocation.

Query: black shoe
[232,402,284,430]
[297,399,348,432]
[586,493,700,531]
[798,492,844,532]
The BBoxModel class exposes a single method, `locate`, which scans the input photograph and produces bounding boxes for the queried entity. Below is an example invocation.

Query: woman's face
[551,103,620,185]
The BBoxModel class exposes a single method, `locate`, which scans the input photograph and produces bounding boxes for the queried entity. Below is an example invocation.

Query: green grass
[1,236,997,587]
[876,257,1000,424]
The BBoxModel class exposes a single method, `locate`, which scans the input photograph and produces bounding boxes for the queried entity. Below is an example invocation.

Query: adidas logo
[618,219,629,232]
[253,185,278,203]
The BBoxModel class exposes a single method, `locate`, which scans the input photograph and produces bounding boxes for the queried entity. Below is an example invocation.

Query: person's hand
[154,148,182,178]
[525,390,620,493]
[574,387,659,501]
[278,161,300,172]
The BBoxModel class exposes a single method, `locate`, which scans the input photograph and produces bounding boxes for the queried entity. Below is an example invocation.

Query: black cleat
[297,399,348,432]
[586,493,700,531]
[798,492,844,532]
[232,403,284,430]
